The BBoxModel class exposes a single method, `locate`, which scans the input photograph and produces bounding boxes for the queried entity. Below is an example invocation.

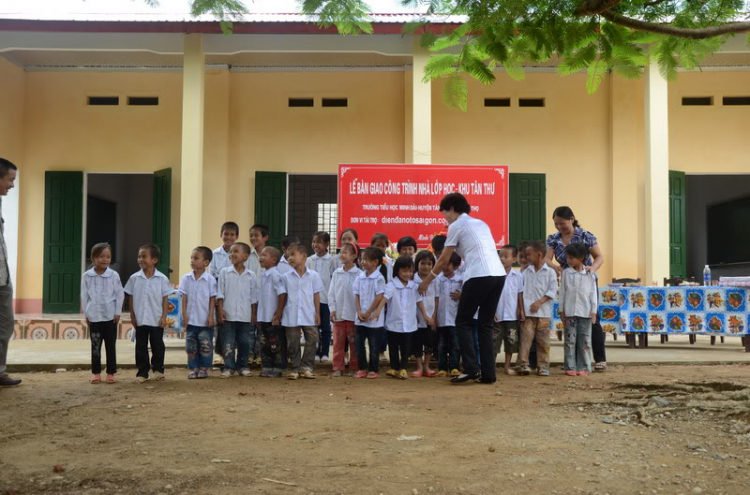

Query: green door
[153,168,172,277]
[255,171,287,249]
[43,171,83,313]
[669,170,687,278]
[509,173,546,246]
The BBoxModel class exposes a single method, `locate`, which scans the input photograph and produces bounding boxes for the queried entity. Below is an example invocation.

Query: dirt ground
[1,364,749,495]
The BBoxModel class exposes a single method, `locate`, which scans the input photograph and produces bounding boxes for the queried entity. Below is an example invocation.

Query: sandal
[594,362,607,372]
[197,370,209,379]
[411,369,424,378]
[187,371,198,380]
[90,374,101,384]
[424,370,437,378]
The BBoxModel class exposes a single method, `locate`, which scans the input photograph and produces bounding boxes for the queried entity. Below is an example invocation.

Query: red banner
[338,164,509,249]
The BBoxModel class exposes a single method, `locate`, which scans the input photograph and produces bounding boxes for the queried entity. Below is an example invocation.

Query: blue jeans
[437,326,460,371]
[316,303,332,358]
[564,317,592,372]
[355,325,385,372]
[186,325,214,370]
[221,321,252,371]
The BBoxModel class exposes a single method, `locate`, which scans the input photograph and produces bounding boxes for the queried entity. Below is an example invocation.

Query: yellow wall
[0,58,25,167]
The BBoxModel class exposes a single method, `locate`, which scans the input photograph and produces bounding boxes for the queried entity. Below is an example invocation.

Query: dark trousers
[135,325,165,378]
[316,303,332,358]
[89,320,117,375]
[387,331,413,370]
[455,276,505,382]
[355,325,385,372]
[592,321,607,363]
[437,326,460,371]
[259,322,287,373]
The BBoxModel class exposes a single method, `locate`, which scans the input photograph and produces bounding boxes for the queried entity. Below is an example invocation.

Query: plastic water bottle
[703,265,712,286]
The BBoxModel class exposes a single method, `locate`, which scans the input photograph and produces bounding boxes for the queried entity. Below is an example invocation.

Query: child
[277,235,300,275]
[257,246,286,378]
[179,246,217,379]
[81,243,124,384]
[370,233,393,283]
[383,256,428,380]
[307,231,336,364]
[248,223,269,278]
[328,242,361,377]
[431,234,446,260]
[124,245,172,384]
[277,244,323,380]
[558,243,598,376]
[494,245,523,376]
[412,250,438,377]
[210,222,240,367]
[436,253,463,377]
[396,236,417,259]
[516,240,537,370]
[216,242,258,378]
[334,228,358,269]
[518,240,558,377]
[353,247,387,379]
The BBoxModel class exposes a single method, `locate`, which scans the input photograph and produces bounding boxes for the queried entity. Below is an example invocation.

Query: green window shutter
[255,172,287,249]
[509,173,546,246]
[669,170,687,278]
[43,171,83,313]
[152,168,172,277]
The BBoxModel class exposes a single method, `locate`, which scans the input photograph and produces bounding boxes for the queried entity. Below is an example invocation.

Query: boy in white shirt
[179,246,217,380]
[307,231,336,364]
[436,253,463,377]
[518,240,558,377]
[257,246,286,378]
[210,222,240,367]
[216,242,258,379]
[494,245,523,376]
[276,235,299,276]
[277,244,323,380]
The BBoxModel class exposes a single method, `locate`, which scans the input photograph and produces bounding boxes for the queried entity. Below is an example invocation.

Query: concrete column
[410,36,432,164]
[179,34,205,276]
[644,60,670,285]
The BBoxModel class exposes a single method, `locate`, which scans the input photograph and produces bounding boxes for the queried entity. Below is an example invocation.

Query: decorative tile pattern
[58,321,86,340]
[25,321,54,340]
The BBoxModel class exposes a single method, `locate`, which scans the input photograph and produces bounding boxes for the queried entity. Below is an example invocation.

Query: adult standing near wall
[418,193,505,384]
[545,206,607,372]
[0,158,20,387]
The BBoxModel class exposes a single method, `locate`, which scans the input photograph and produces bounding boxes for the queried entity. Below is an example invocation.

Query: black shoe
[476,377,496,384]
[450,373,479,383]
[0,374,22,387]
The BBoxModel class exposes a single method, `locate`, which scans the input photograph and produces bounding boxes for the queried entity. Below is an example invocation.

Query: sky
[0,0,425,15]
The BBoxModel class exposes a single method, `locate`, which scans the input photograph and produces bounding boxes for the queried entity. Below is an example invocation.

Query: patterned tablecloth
[553,287,749,336]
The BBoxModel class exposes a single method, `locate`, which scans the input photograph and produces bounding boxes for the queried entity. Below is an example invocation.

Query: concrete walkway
[5,334,750,371]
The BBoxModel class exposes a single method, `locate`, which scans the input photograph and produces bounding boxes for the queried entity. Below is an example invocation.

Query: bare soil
[1,364,750,495]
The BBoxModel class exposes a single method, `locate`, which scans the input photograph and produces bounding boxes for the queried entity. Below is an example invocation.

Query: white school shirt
[520,263,558,318]
[257,266,284,323]
[445,213,505,282]
[384,278,422,334]
[247,246,263,278]
[81,267,125,323]
[328,265,362,322]
[353,270,386,328]
[496,269,524,322]
[414,274,437,328]
[217,266,259,323]
[277,256,293,275]
[436,274,463,327]
[178,271,218,327]
[306,253,335,304]
[279,268,324,327]
[124,269,173,327]
[558,267,598,318]
[210,245,254,280]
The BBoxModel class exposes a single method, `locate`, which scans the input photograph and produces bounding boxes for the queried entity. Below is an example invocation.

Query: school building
[1,13,749,315]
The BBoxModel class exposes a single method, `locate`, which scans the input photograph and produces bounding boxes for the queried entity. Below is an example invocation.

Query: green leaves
[190,0,247,35]
[300,0,373,35]
[443,72,467,111]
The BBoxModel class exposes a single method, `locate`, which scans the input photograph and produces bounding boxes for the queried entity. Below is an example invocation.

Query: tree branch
[575,0,623,16]
[602,11,750,39]
[643,0,669,7]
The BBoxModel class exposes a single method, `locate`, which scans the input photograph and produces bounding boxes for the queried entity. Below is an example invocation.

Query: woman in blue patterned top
[544,206,607,371]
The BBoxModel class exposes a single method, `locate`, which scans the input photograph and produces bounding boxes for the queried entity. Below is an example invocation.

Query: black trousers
[455,276,505,382]
[135,325,165,378]
[89,320,117,375]
[592,321,607,363]
[387,331,413,370]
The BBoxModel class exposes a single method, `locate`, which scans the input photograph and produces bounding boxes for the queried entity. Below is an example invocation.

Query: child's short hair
[90,242,112,259]
[370,233,389,247]
[250,224,270,239]
[392,256,414,278]
[139,244,161,261]
[232,242,251,255]
[431,235,447,253]
[564,242,589,262]
[528,240,547,256]
[447,252,462,268]
[262,246,281,264]
[439,192,471,214]
[501,244,518,257]
[414,250,435,268]
[312,231,331,245]
[517,240,531,256]
[361,247,384,265]
[340,228,358,242]
[397,236,417,253]
[221,222,240,236]
[194,246,213,263]
[282,235,300,250]
[287,243,308,256]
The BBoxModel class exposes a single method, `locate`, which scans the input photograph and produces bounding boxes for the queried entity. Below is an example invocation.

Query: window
[682,97,713,106]
[318,203,339,254]
[289,98,314,107]
[88,96,119,106]
[484,98,511,107]
[519,98,545,107]
[322,98,348,108]
[722,96,750,106]
[128,97,159,106]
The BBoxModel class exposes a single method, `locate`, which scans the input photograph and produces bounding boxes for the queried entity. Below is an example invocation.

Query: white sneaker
[321,356,330,364]
[315,355,321,363]
[240,368,253,377]
[220,370,232,379]
[152,372,165,381]
[301,370,316,379]
[135,376,148,384]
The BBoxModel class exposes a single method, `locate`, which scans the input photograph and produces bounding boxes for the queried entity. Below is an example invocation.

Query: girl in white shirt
[81,243,124,384]
[328,242,362,377]
[412,250,438,377]
[353,247,387,379]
